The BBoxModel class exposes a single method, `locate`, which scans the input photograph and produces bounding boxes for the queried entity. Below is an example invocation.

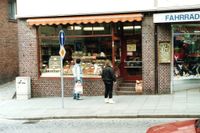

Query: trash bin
[16,77,31,100]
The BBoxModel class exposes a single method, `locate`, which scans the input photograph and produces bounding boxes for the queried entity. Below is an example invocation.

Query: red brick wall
[0,0,18,84]
[31,78,108,97]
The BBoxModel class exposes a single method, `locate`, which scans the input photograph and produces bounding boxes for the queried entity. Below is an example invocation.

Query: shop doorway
[172,24,200,92]
[120,38,142,80]
[117,22,142,81]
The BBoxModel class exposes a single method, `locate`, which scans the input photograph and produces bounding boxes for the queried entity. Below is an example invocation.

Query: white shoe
[109,99,115,104]
[104,98,109,103]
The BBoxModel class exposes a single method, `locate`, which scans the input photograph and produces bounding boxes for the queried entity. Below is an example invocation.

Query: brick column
[18,20,38,78]
[157,24,171,94]
[142,15,155,94]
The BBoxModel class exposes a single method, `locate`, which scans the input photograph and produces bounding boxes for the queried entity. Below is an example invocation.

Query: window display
[173,24,200,80]
[38,22,141,78]
[38,25,113,77]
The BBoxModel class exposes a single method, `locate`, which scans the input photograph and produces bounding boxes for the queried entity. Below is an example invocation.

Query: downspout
[154,24,158,94]
[36,26,40,79]
[111,24,115,68]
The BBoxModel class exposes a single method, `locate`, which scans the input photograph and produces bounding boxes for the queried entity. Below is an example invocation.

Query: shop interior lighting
[83,27,93,31]
[83,27,104,31]
[67,26,73,30]
[123,26,134,30]
[74,26,82,30]
[134,26,141,29]
[67,26,82,30]
[123,26,141,30]
[93,27,104,31]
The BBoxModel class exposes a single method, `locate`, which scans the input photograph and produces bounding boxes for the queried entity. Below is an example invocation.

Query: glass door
[119,22,142,81]
[122,38,142,80]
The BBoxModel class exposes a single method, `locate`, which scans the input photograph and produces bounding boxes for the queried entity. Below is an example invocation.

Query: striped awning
[27,13,143,26]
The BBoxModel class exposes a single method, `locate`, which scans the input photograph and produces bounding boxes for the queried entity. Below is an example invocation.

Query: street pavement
[0,80,15,101]
[0,81,200,120]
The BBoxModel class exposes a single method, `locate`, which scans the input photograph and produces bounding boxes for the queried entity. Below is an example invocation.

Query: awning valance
[27,14,143,26]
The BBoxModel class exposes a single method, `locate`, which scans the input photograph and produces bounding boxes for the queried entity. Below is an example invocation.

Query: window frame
[8,0,17,20]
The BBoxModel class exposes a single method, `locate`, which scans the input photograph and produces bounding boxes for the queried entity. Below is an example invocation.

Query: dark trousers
[104,82,113,99]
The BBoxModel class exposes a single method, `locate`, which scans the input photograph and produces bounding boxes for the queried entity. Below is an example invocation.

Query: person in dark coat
[101,60,116,104]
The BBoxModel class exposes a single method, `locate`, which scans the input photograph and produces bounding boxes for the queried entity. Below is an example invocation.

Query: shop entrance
[172,24,200,92]
[120,38,142,80]
[117,23,142,81]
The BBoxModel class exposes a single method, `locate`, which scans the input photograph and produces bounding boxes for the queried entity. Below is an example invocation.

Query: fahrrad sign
[153,11,200,23]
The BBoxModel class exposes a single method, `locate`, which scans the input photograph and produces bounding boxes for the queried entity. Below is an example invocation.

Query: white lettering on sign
[154,11,200,23]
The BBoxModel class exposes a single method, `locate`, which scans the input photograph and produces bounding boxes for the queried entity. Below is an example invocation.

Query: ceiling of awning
[27,13,143,26]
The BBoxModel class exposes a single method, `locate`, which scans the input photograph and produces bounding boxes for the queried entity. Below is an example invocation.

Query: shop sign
[154,11,200,23]
[158,41,171,63]
[127,44,136,52]
[58,29,66,109]
[59,46,66,59]
[59,30,66,59]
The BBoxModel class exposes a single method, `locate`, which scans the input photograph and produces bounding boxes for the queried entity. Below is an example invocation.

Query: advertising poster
[158,41,171,63]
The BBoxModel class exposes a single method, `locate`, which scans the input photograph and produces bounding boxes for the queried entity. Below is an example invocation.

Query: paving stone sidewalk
[0,81,200,120]
[0,81,16,101]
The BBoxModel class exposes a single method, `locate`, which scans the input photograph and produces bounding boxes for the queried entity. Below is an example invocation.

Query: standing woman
[101,60,116,104]
[72,58,83,100]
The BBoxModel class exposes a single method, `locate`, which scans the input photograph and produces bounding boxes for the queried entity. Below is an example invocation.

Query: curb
[4,115,200,121]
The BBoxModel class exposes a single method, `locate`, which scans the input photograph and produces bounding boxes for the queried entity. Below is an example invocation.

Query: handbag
[74,81,83,94]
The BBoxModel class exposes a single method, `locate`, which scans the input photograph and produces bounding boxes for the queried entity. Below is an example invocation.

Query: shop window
[38,24,113,77]
[173,24,200,80]
[8,0,17,20]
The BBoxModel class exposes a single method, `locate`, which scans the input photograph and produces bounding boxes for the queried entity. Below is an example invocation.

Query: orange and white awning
[27,13,143,26]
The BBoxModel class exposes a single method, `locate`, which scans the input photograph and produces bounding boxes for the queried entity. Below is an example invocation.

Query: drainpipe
[154,24,158,94]
[111,24,115,68]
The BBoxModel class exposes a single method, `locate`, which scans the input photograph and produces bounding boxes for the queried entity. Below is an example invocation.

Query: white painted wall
[157,0,200,7]
[16,0,154,18]
[16,0,200,18]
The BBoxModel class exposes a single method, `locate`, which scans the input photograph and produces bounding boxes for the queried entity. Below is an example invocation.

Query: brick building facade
[17,14,172,97]
[16,1,200,97]
[0,0,18,84]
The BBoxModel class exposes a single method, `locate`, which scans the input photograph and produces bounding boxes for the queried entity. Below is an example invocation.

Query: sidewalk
[0,81,200,120]
[0,80,15,100]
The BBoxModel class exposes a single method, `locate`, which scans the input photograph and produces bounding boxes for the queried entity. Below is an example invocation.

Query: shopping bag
[135,80,143,94]
[74,81,83,94]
